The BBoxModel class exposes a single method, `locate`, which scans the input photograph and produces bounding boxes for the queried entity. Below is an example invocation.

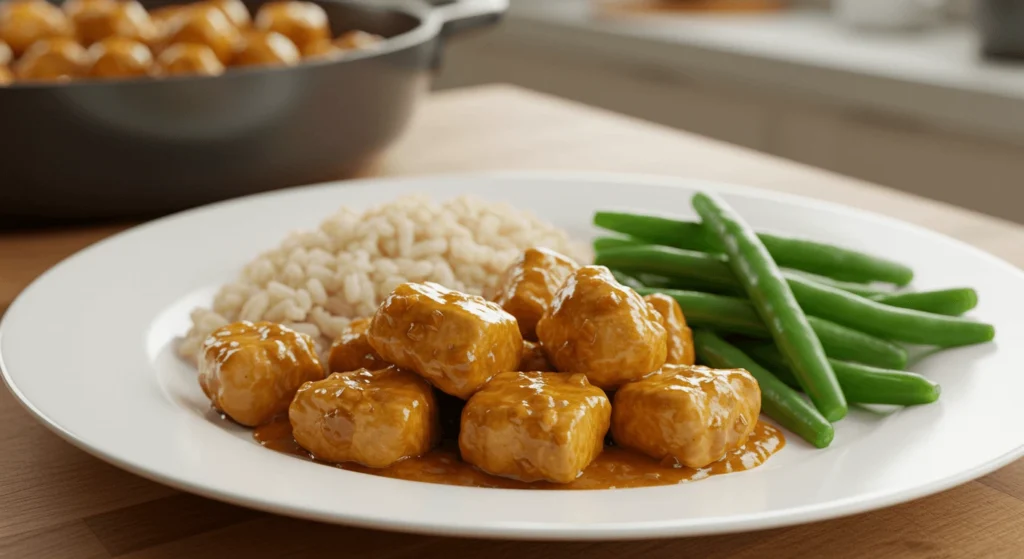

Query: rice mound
[178,194,589,361]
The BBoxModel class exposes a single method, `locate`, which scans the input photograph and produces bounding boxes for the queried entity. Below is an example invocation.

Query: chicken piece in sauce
[535,266,667,390]
[14,37,89,82]
[155,42,224,76]
[0,0,73,56]
[0,64,11,85]
[289,367,439,468]
[644,293,696,366]
[327,317,389,374]
[459,371,611,483]
[62,0,115,45]
[518,340,553,372]
[368,282,523,399]
[163,4,241,64]
[253,1,329,56]
[87,36,153,78]
[232,30,300,67]
[493,247,579,341]
[612,364,761,469]
[199,321,324,427]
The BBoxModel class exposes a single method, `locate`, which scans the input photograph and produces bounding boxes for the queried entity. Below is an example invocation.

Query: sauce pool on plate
[254,417,785,490]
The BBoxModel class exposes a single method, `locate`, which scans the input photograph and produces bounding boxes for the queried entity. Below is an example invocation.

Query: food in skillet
[0,0,73,56]
[0,0,385,83]
[87,36,153,78]
[14,37,89,81]
[155,42,224,76]
[199,320,324,427]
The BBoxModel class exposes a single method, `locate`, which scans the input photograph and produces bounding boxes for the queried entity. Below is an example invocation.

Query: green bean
[784,270,890,298]
[871,288,978,316]
[593,236,644,252]
[806,315,908,370]
[597,244,886,298]
[595,245,737,292]
[594,211,914,285]
[638,287,909,369]
[693,330,834,448]
[739,343,940,406]
[786,275,995,347]
[693,193,847,421]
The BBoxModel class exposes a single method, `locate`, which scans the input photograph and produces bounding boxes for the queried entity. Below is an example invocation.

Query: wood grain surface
[2,85,1023,558]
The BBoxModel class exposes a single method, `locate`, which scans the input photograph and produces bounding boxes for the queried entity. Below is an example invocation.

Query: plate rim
[3,170,1023,540]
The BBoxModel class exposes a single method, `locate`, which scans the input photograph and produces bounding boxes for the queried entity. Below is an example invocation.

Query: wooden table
[3,85,1024,558]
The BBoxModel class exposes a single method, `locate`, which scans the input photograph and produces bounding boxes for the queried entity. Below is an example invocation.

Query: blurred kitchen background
[433,0,1024,223]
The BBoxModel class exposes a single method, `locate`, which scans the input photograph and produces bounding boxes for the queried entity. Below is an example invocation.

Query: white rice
[178,194,589,361]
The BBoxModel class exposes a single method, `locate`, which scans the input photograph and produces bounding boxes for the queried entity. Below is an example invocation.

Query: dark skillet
[0,0,506,220]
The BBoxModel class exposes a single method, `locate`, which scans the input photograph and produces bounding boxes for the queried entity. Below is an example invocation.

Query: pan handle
[433,0,509,36]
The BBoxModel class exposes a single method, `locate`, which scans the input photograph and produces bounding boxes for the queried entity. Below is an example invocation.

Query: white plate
[2,173,1023,540]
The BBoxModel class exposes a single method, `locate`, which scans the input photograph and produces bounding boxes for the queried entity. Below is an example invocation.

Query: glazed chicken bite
[289,367,439,468]
[644,293,696,365]
[367,282,523,399]
[327,317,389,374]
[612,364,761,469]
[493,247,579,341]
[519,340,553,372]
[459,372,611,483]
[535,266,667,389]
[199,321,324,427]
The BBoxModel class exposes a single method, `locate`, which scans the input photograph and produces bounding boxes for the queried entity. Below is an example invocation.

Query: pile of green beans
[594,211,915,285]
[597,196,995,447]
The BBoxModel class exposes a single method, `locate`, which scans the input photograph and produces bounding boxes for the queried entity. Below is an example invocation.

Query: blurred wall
[434,3,1024,224]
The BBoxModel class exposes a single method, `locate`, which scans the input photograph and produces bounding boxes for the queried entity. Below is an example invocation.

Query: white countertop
[501,0,1024,142]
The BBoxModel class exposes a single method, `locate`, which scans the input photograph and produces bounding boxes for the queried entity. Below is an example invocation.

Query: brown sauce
[254,418,785,490]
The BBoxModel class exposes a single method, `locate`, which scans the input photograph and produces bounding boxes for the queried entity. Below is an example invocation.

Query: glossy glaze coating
[163,4,241,64]
[232,30,299,67]
[536,266,667,389]
[0,39,10,66]
[198,320,324,427]
[493,247,579,341]
[518,340,553,372]
[87,36,153,78]
[327,317,389,374]
[644,293,696,365]
[155,42,224,76]
[208,0,251,29]
[0,0,73,56]
[62,0,115,46]
[368,282,523,399]
[14,37,89,82]
[612,364,761,468]
[253,1,329,55]
[289,367,439,468]
[459,371,610,483]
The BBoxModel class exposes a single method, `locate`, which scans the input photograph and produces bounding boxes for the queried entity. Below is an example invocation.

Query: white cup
[833,0,946,30]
